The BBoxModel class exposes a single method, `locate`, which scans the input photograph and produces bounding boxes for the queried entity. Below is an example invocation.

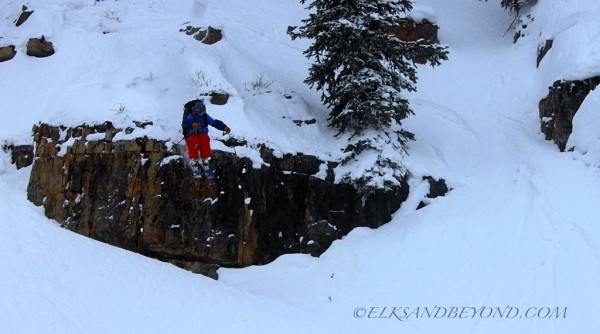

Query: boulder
[0,45,17,62]
[26,36,55,58]
[209,92,229,105]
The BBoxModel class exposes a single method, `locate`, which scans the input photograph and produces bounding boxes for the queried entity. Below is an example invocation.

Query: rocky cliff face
[539,76,600,151]
[27,123,408,278]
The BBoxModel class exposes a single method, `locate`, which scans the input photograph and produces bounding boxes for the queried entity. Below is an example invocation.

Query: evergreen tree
[482,0,535,42]
[498,0,526,14]
[290,0,448,193]
[482,0,532,15]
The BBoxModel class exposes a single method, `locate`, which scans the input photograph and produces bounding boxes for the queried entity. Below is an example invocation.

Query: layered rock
[27,123,408,278]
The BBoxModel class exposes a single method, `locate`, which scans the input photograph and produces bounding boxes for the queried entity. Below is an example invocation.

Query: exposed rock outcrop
[537,39,553,68]
[15,5,34,27]
[390,19,440,44]
[539,77,600,151]
[3,143,34,169]
[389,19,441,64]
[417,176,449,210]
[180,26,222,45]
[423,176,449,199]
[27,123,408,278]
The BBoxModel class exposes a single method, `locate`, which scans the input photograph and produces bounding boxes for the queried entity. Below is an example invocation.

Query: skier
[184,100,231,178]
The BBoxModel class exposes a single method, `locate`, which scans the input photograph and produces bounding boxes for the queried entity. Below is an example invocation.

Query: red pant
[185,133,212,160]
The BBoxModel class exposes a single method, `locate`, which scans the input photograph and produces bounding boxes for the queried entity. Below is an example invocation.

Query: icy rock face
[26,123,408,278]
[539,76,600,151]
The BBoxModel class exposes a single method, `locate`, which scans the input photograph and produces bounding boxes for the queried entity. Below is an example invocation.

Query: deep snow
[1,0,600,333]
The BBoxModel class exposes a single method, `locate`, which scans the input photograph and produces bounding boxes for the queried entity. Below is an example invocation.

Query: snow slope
[1,0,600,333]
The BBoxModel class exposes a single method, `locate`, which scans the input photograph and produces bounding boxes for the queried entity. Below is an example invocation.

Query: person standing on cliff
[183,100,231,179]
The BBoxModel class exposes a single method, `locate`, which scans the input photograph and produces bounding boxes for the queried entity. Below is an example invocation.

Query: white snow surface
[1,0,600,333]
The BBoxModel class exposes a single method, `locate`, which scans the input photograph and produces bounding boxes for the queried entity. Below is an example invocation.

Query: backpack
[181,99,204,136]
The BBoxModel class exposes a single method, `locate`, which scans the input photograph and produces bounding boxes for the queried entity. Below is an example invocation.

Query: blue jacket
[185,111,227,136]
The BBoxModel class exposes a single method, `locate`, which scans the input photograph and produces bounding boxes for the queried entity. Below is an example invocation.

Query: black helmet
[193,101,206,114]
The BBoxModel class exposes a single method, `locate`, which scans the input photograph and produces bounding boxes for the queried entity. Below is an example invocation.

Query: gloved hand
[192,122,200,130]
[224,127,231,134]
